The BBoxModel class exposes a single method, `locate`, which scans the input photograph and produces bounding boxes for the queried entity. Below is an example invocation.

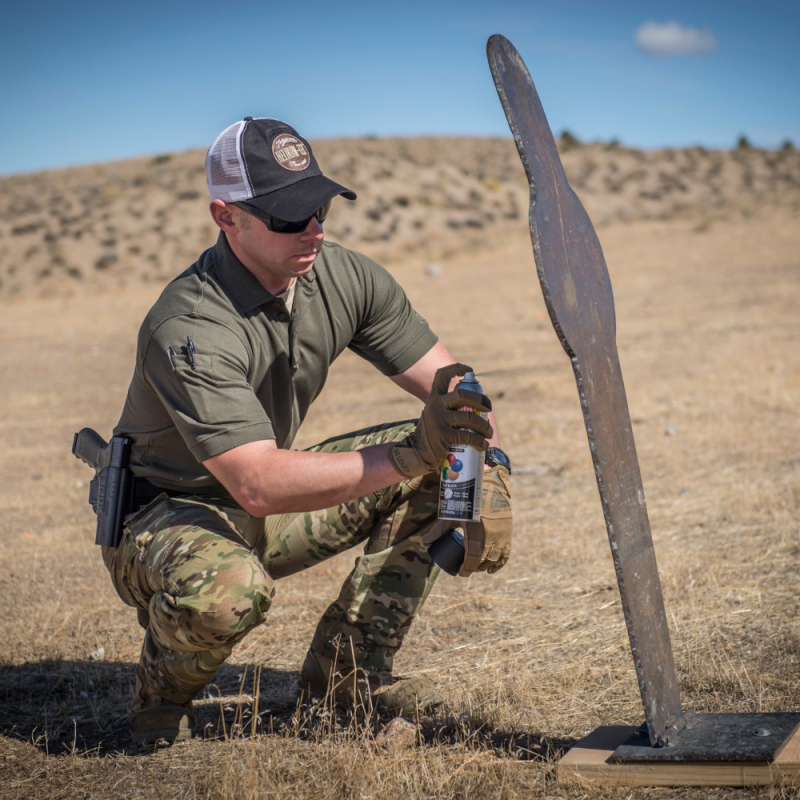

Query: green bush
[558,129,581,151]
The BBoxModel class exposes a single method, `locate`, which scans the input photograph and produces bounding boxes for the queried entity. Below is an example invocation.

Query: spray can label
[437,371,486,522]
[438,444,484,522]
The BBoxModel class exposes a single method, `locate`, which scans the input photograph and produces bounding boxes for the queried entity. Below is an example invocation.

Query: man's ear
[210,200,237,233]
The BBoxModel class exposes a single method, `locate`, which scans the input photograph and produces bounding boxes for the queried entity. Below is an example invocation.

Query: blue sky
[1,0,798,176]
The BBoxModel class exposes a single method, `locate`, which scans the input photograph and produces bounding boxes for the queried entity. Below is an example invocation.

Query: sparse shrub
[737,135,752,150]
[559,129,582,151]
[11,221,45,236]
[606,138,621,151]
[95,254,118,270]
[781,139,795,152]
[151,154,173,165]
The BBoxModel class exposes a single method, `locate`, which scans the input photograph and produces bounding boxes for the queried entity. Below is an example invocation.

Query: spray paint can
[437,371,485,523]
[428,527,465,576]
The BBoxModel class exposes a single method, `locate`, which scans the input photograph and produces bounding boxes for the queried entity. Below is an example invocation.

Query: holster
[72,428,134,547]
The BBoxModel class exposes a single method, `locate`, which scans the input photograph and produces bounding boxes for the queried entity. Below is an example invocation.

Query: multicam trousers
[101,421,442,712]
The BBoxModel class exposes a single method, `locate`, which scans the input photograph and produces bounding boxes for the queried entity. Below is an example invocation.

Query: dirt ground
[1,178,799,796]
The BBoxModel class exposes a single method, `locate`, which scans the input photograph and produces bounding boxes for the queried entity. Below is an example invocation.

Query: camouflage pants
[102,420,442,711]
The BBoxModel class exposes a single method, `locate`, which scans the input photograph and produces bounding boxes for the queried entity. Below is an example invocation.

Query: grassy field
[1,199,799,798]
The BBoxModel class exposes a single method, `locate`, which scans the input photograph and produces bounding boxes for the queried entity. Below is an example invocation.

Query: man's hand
[388,363,493,479]
[459,465,512,576]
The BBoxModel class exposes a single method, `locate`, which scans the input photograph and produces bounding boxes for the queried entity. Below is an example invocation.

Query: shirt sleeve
[347,255,439,376]
[141,314,275,461]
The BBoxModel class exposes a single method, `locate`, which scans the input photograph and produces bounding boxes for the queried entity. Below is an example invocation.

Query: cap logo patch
[272,134,310,172]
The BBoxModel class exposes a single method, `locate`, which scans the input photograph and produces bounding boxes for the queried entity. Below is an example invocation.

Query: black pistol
[72,428,133,547]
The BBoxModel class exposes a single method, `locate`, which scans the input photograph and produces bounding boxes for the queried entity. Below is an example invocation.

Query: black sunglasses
[233,199,332,234]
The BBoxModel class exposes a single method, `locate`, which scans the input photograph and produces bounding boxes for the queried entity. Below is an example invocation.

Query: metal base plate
[610,714,800,762]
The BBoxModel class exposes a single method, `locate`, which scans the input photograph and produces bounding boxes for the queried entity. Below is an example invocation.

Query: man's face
[229,205,325,292]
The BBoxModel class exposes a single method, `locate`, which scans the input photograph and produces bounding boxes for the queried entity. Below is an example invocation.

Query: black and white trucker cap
[206,117,357,222]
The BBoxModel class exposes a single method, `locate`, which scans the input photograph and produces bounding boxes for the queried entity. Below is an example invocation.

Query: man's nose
[301,216,324,238]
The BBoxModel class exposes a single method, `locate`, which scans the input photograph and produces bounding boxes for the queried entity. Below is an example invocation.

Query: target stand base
[559,715,800,787]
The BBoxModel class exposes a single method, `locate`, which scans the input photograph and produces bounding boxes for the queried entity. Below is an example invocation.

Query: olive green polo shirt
[114,234,438,493]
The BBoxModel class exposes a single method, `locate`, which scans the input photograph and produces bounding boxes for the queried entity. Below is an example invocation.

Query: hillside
[0,137,798,299]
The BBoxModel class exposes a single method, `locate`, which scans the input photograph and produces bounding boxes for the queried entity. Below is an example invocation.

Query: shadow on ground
[0,659,298,755]
[0,659,575,762]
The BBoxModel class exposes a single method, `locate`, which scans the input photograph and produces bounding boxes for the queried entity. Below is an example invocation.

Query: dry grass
[1,157,799,798]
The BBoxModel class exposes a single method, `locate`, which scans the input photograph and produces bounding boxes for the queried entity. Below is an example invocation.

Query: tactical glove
[459,464,512,577]
[388,363,493,479]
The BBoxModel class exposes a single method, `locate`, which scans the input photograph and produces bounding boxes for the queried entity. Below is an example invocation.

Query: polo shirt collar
[210,233,317,314]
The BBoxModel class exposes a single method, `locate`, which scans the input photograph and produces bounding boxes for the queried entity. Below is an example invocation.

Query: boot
[298,649,442,717]
[130,699,195,746]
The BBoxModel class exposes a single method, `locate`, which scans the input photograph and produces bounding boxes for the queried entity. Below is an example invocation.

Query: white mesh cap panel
[206,120,253,202]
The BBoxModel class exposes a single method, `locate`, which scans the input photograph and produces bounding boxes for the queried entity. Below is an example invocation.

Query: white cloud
[635,21,717,57]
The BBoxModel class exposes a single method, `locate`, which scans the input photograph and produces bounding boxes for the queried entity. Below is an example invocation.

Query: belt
[132,477,189,511]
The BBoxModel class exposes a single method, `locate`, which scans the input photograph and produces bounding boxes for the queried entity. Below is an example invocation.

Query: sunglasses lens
[315,200,332,224]
[238,200,332,233]
[267,216,304,234]
[268,200,332,233]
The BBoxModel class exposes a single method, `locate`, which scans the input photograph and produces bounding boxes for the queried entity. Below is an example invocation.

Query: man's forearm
[205,441,401,517]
